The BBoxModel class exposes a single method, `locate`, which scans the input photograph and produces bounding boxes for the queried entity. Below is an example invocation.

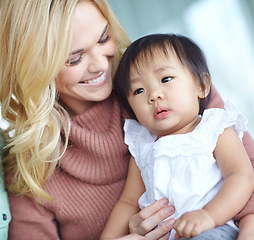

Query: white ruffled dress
[124,103,247,238]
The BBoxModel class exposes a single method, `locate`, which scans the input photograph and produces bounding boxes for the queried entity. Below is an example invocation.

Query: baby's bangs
[131,42,172,73]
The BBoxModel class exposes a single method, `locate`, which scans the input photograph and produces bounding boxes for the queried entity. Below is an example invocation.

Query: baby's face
[127,49,203,137]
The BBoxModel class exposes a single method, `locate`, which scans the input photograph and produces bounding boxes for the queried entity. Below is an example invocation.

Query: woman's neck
[59,99,96,116]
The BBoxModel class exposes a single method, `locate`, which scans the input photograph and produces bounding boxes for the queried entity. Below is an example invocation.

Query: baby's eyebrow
[129,76,141,83]
[154,66,175,73]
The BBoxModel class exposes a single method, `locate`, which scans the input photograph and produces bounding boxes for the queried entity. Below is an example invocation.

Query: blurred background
[108,0,254,137]
[1,0,254,138]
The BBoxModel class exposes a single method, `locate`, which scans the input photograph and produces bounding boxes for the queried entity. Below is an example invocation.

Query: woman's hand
[129,198,175,239]
[104,233,146,239]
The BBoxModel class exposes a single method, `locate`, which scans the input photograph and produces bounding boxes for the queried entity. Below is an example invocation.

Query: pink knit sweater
[7,89,254,239]
[8,94,130,240]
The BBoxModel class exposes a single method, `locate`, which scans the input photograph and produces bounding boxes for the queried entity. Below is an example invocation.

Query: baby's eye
[161,76,172,83]
[134,88,144,95]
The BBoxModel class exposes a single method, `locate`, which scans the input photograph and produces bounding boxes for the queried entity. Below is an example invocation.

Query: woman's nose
[87,51,109,73]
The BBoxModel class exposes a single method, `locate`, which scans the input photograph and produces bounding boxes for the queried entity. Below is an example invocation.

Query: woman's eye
[99,24,111,44]
[65,53,84,67]
[99,34,111,44]
[161,76,172,83]
[134,88,144,95]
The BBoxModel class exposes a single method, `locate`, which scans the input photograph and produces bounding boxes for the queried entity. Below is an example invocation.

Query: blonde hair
[0,0,130,200]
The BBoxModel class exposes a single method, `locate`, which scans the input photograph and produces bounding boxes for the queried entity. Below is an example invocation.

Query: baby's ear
[198,72,211,99]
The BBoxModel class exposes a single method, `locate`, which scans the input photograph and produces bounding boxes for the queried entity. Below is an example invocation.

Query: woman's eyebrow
[69,23,109,56]
[70,48,84,55]
[100,23,109,39]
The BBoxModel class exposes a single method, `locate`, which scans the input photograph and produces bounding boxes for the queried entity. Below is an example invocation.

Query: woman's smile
[78,71,107,87]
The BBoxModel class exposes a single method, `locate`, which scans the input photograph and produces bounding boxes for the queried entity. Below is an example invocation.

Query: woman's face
[57,1,116,115]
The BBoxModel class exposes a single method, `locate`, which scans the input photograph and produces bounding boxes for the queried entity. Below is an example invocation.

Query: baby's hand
[173,209,215,239]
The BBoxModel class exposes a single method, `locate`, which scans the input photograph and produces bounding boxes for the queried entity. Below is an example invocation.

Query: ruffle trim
[124,102,247,160]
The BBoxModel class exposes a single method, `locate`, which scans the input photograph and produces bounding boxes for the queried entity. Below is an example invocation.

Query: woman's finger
[129,198,175,236]
[129,199,167,233]
[145,218,175,240]
[114,233,147,239]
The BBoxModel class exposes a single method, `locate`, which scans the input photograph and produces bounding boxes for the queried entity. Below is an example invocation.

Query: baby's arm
[100,157,145,239]
[174,127,254,239]
[237,214,254,240]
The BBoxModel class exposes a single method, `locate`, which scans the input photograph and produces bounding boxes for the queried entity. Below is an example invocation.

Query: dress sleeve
[123,119,139,159]
[207,85,225,109]
[208,85,254,221]
[8,193,60,240]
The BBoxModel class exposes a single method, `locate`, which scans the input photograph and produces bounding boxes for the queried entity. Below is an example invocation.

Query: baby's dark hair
[113,33,211,119]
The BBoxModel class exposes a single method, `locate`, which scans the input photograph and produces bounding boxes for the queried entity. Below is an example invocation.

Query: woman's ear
[198,72,211,99]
